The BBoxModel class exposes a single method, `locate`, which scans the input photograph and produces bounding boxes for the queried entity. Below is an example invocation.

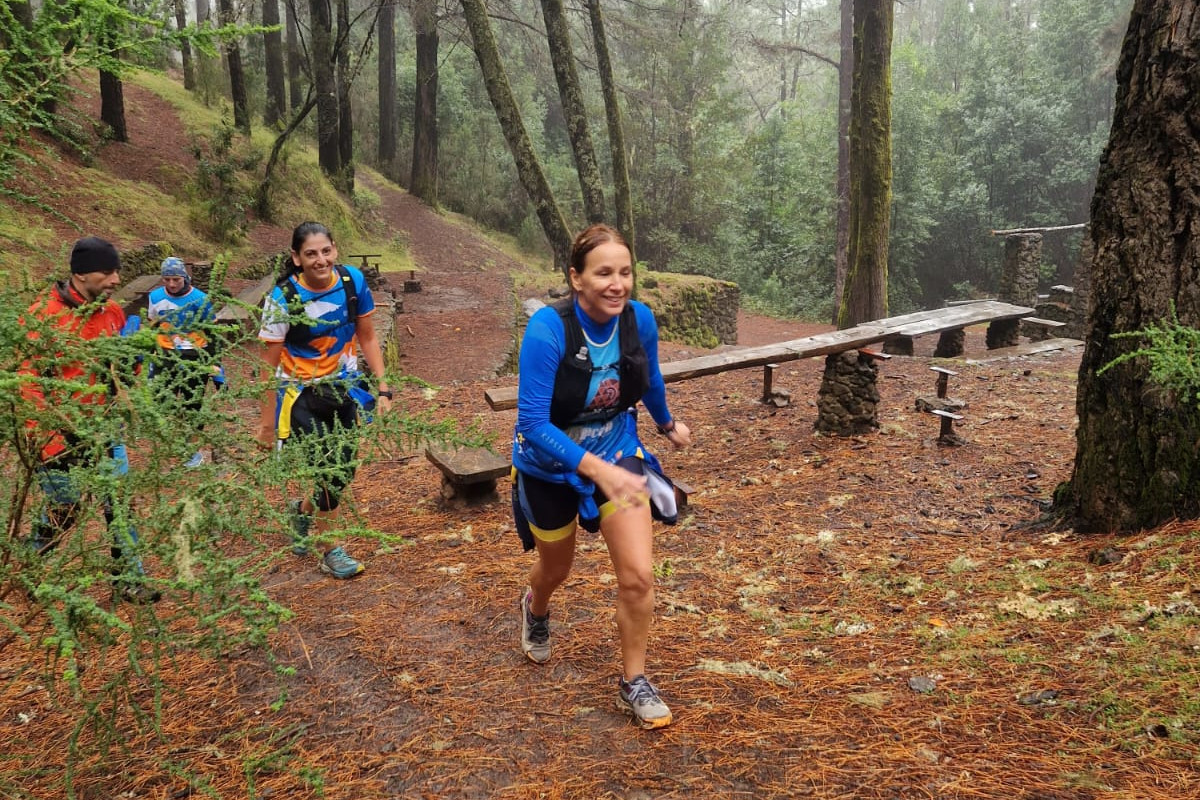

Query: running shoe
[287,499,311,556]
[112,579,162,605]
[184,451,206,469]
[617,674,673,729]
[320,546,364,579]
[520,587,552,663]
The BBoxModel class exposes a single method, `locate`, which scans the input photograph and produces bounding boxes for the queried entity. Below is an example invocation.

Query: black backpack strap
[549,298,591,428]
[616,303,649,410]
[337,264,358,325]
[277,265,358,347]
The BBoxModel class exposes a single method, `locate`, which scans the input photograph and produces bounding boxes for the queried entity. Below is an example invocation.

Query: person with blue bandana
[147,257,222,468]
[512,223,691,729]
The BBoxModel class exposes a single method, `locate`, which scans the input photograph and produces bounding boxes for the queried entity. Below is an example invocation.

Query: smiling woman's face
[569,240,633,323]
[292,233,339,288]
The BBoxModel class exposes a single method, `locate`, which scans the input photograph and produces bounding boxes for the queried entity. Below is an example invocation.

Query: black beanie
[70,236,121,274]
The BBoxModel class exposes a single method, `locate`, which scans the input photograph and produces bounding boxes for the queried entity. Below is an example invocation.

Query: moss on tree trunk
[1065,0,1200,532]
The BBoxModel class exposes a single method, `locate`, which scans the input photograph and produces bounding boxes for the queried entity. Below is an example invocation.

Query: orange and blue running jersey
[258,264,376,384]
[147,284,213,351]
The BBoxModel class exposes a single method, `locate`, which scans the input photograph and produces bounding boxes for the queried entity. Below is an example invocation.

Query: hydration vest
[548,298,649,429]
[276,264,359,348]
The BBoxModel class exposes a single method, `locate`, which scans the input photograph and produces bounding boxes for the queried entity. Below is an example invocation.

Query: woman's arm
[257,340,284,447]
[353,312,391,413]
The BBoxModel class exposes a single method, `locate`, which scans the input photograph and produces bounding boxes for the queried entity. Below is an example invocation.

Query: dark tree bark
[410,0,439,203]
[1064,0,1200,532]
[541,0,606,223]
[336,0,354,193]
[310,0,341,181]
[262,0,288,127]
[587,0,634,263]
[837,0,891,329]
[173,0,195,90]
[460,0,573,274]
[378,0,398,174]
[218,0,250,134]
[98,9,127,141]
[286,0,304,111]
[832,0,852,324]
[99,68,128,142]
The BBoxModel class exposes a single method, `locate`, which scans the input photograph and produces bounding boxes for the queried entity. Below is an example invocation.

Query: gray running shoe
[520,588,551,663]
[617,675,672,729]
[320,546,364,579]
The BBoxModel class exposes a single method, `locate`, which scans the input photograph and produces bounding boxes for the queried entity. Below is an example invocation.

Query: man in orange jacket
[21,236,161,604]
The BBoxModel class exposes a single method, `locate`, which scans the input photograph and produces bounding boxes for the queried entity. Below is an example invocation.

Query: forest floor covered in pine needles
[4,77,1200,800]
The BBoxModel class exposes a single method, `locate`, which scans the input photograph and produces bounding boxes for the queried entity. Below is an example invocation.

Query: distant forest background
[5,0,1133,318]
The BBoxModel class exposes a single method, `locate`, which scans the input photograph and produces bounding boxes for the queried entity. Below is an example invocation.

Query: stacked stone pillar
[987,233,1041,349]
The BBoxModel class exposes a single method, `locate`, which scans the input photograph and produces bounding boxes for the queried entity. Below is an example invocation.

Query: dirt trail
[358,174,525,385]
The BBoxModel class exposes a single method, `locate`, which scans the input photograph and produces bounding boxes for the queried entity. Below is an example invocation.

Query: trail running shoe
[112,579,162,605]
[320,546,364,579]
[184,451,206,469]
[520,587,551,664]
[287,499,311,556]
[617,674,673,729]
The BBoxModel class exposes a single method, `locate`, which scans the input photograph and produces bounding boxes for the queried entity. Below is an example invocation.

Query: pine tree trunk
[1064,0,1200,532]
[838,0,891,329]
[262,0,287,127]
[460,0,573,274]
[99,69,128,142]
[378,0,398,174]
[336,0,354,192]
[310,0,341,181]
[174,0,194,90]
[587,0,635,263]
[410,0,439,203]
[833,0,852,324]
[541,0,606,223]
[286,0,304,111]
[218,0,250,134]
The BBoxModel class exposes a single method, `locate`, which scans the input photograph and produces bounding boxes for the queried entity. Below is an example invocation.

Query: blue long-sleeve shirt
[512,298,671,482]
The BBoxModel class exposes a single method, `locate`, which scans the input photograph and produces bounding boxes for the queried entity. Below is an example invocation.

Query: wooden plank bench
[484,301,1034,412]
[215,274,275,326]
[425,445,510,507]
[965,337,1083,364]
[112,274,161,316]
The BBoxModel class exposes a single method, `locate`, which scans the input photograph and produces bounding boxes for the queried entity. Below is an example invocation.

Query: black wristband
[656,419,676,435]
[377,389,393,400]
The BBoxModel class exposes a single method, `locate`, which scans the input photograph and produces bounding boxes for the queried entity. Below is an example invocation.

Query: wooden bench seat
[112,274,161,316]
[484,300,1034,411]
[215,274,275,325]
[425,445,510,506]
[965,337,1083,364]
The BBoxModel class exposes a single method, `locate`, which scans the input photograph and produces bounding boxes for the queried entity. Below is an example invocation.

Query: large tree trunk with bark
[837,0,891,329]
[262,0,288,127]
[541,0,606,223]
[587,0,634,263]
[218,0,250,134]
[833,0,852,324]
[99,68,128,142]
[1064,0,1200,532]
[336,0,354,192]
[377,0,397,175]
[409,0,439,203]
[286,0,304,111]
[310,0,341,182]
[460,0,573,274]
[173,0,195,90]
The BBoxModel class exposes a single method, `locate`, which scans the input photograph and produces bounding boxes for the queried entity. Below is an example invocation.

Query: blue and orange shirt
[147,284,213,350]
[257,265,376,384]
